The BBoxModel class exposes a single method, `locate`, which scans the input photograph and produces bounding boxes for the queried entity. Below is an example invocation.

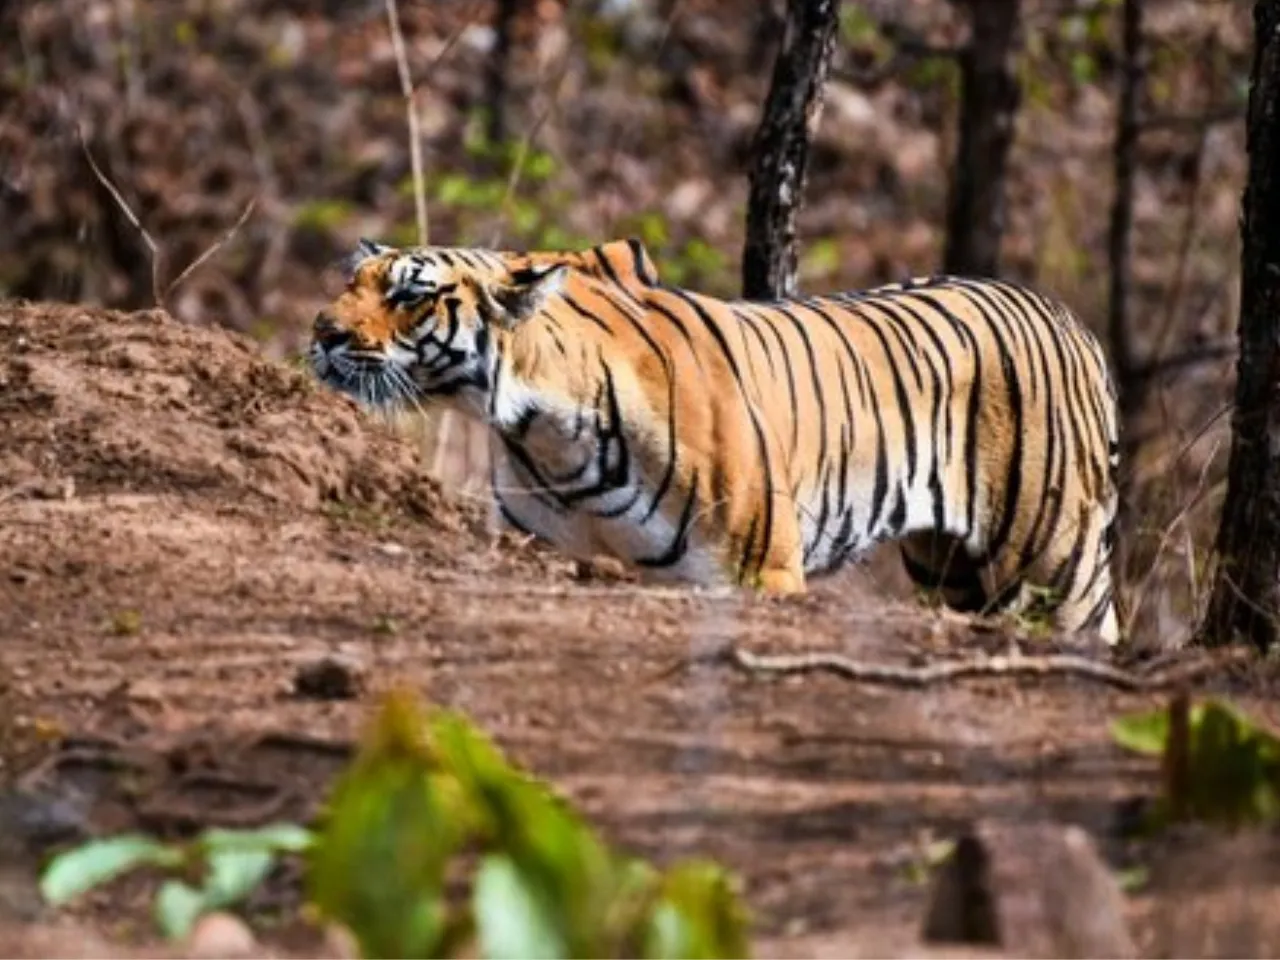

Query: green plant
[1112,695,1280,830]
[41,692,749,958]
[40,824,313,941]
[108,609,142,636]
[308,690,749,959]
[292,199,357,234]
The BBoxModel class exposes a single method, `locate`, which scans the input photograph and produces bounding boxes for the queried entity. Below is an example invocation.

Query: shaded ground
[3,301,1280,958]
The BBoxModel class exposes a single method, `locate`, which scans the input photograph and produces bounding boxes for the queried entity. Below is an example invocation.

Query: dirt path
[2,301,1279,958]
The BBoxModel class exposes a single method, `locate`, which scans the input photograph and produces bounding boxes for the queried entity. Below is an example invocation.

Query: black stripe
[627,238,658,284]
[561,294,613,334]
[741,305,800,457]
[902,291,985,539]
[637,468,699,568]
[777,306,829,482]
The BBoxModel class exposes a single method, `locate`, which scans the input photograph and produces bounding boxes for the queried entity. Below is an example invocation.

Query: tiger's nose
[313,312,351,349]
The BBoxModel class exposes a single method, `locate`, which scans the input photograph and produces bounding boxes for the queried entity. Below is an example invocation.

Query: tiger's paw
[752,568,806,597]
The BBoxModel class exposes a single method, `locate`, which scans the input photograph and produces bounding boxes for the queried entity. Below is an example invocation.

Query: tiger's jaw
[308,337,425,412]
[308,335,498,421]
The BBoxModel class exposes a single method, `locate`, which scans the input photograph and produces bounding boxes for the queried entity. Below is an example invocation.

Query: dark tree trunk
[1107,0,1142,398]
[942,0,1022,278]
[1108,0,1144,542]
[741,0,839,300]
[1200,0,1280,652]
[484,0,518,145]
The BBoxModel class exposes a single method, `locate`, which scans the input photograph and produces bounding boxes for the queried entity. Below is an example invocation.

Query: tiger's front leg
[733,494,807,597]
[755,566,806,595]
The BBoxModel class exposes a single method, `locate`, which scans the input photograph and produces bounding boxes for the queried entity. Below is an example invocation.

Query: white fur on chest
[486,382,722,584]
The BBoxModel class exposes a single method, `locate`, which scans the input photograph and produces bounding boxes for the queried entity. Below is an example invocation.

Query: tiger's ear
[357,237,393,259]
[342,237,395,281]
[478,265,567,330]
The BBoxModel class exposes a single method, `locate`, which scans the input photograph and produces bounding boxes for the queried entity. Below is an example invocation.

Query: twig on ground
[726,644,1147,689]
[706,640,1257,692]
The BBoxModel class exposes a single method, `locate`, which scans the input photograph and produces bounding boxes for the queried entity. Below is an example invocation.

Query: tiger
[309,236,1122,643]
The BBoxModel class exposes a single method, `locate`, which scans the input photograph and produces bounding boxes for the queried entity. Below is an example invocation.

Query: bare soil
[2,301,1280,958]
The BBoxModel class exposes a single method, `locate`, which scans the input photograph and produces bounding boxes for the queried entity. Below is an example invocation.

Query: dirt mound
[0,299,464,521]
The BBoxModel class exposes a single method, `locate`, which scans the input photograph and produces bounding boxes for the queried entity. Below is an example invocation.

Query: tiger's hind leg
[1035,508,1122,644]
[900,533,987,614]
[975,508,1122,645]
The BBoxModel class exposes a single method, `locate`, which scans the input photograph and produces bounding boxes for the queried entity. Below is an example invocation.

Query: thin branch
[489,60,572,248]
[76,122,162,307]
[77,120,259,314]
[830,22,961,93]
[1132,341,1236,382]
[1139,104,1246,132]
[878,16,963,61]
[385,0,428,246]
[164,196,258,300]
[1147,123,1209,371]
[1122,433,1224,640]
[1116,399,1234,486]
[422,5,482,86]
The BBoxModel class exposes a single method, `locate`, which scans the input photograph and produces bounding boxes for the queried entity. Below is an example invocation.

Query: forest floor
[3,301,1280,958]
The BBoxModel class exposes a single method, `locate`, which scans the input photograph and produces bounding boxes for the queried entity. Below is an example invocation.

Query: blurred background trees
[0,0,1253,645]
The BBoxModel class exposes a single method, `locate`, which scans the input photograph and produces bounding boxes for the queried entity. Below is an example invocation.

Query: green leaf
[1115,865,1149,893]
[155,879,208,941]
[1113,698,1280,830]
[525,151,557,183]
[642,861,749,960]
[474,854,566,960]
[1070,52,1098,85]
[306,691,460,959]
[40,835,184,906]
[199,823,314,855]
[1110,707,1172,755]
[204,849,276,908]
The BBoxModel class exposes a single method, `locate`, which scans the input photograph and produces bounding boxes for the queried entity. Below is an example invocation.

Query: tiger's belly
[490,447,726,586]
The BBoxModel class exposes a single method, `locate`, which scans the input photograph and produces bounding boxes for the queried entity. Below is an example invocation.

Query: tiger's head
[309,238,568,415]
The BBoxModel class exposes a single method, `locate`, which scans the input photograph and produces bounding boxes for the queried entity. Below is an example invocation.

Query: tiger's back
[662,273,1121,640]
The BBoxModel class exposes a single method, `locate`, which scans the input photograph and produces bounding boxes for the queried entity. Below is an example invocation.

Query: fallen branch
[715,641,1257,692]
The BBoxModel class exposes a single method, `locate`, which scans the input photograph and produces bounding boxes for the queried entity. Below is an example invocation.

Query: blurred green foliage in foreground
[40,690,750,959]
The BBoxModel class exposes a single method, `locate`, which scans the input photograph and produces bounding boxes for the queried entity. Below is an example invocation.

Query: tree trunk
[741,0,839,300]
[1107,0,1144,548]
[942,0,1022,278]
[484,0,518,146]
[1107,0,1142,401]
[1200,0,1280,651]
